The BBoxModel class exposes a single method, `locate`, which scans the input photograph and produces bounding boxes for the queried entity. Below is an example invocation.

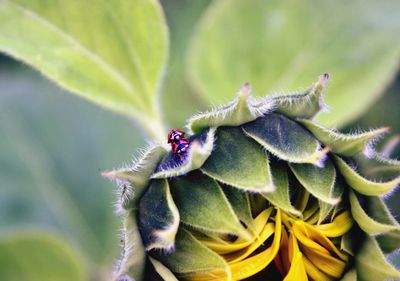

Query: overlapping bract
[106,75,400,281]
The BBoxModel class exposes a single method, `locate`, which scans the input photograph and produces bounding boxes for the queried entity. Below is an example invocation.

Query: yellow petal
[284,234,308,281]
[302,254,334,281]
[200,208,272,254]
[292,222,348,278]
[274,227,290,276]
[316,211,353,238]
[225,223,274,262]
[229,209,282,280]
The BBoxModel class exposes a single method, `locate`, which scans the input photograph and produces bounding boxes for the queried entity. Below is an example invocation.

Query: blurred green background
[0,0,399,280]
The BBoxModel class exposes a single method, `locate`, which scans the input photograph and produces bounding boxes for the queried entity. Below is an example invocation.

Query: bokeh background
[0,0,399,280]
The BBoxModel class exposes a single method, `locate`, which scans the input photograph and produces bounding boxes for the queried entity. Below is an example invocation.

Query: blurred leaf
[161,0,211,127]
[0,0,168,134]
[0,231,88,281]
[0,65,145,278]
[189,0,400,127]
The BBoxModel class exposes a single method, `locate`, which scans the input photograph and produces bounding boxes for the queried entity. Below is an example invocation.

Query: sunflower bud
[105,74,400,281]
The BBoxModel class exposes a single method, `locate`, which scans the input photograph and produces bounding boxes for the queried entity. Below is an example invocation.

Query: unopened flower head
[105,74,400,281]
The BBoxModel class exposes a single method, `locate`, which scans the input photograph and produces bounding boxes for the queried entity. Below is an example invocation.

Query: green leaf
[273,73,329,119]
[201,127,274,192]
[138,179,179,251]
[356,236,400,281]
[376,231,400,254]
[189,0,400,127]
[349,190,400,235]
[318,179,345,223]
[149,257,179,281]
[102,144,167,210]
[262,161,301,216]
[154,228,229,276]
[243,114,329,165]
[352,153,400,181]
[0,231,88,281]
[169,171,247,236]
[0,66,145,266]
[223,185,255,230]
[340,269,357,281]
[152,128,216,179]
[341,232,354,256]
[0,0,168,135]
[114,212,146,281]
[186,83,274,134]
[334,156,400,196]
[289,157,340,205]
[299,119,389,157]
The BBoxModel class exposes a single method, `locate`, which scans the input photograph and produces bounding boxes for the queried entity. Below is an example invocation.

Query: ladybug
[167,129,185,143]
[168,129,190,156]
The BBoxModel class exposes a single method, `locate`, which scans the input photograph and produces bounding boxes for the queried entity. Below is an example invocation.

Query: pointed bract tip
[238,82,252,99]
[319,73,330,87]
[101,170,115,178]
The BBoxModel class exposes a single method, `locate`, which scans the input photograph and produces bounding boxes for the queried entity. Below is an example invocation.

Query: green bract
[104,74,400,281]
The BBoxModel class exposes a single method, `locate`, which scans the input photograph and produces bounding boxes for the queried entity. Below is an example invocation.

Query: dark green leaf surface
[138,179,179,251]
[170,171,245,235]
[223,185,255,230]
[154,228,228,275]
[202,127,274,192]
[243,114,326,165]
[262,161,301,216]
[289,158,339,204]
[299,119,389,157]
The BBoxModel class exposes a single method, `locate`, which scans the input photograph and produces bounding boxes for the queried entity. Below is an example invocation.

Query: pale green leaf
[340,269,357,281]
[262,161,301,216]
[289,157,340,204]
[356,236,400,281]
[114,212,146,281]
[149,257,179,281]
[153,228,229,276]
[189,0,400,127]
[169,171,246,236]
[273,73,329,119]
[243,113,329,165]
[138,179,179,251]
[334,156,400,196]
[0,231,88,281]
[201,127,274,192]
[299,119,389,157]
[0,66,147,265]
[186,84,274,134]
[0,0,168,133]
[341,232,354,256]
[102,144,167,210]
[349,190,400,235]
